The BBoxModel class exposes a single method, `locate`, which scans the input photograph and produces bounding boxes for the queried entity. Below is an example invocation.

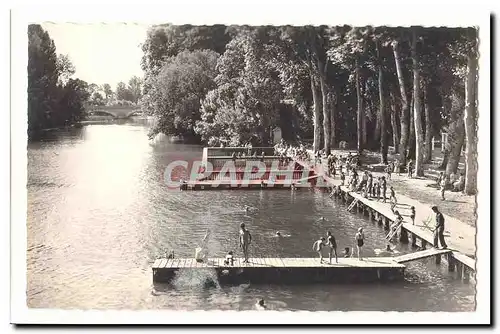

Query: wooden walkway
[293,157,476,273]
[393,248,451,264]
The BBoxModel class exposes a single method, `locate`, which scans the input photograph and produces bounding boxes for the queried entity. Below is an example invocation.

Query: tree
[412,29,425,177]
[145,49,219,139]
[116,81,134,102]
[376,38,388,164]
[463,28,478,195]
[56,54,75,85]
[141,24,230,76]
[196,29,282,146]
[128,76,143,103]
[59,78,90,123]
[392,38,411,165]
[102,83,113,103]
[28,24,59,134]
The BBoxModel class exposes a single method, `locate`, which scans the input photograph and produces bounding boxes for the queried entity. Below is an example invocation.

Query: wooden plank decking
[152,256,406,284]
[293,158,476,272]
[393,248,452,264]
[152,257,405,269]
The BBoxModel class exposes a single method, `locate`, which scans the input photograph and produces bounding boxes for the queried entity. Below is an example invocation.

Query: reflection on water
[26,120,476,311]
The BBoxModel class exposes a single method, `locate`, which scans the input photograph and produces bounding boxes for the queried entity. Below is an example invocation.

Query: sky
[41,22,149,89]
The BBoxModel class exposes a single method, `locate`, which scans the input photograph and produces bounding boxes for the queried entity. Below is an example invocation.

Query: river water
[26,119,475,311]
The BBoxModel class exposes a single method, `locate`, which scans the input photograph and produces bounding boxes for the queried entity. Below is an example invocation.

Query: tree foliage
[143,49,219,139]
[28,24,89,138]
[139,24,479,192]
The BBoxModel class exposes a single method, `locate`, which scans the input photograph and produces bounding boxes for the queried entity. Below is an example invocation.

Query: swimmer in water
[276,231,282,237]
[375,244,398,256]
[255,299,267,310]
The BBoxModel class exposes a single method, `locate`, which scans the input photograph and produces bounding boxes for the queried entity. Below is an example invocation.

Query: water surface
[26,120,476,311]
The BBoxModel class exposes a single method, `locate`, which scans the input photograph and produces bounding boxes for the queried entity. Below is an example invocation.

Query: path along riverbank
[293,153,476,262]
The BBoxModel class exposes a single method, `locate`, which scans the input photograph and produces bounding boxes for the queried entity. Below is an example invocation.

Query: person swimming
[276,231,282,237]
[374,244,399,256]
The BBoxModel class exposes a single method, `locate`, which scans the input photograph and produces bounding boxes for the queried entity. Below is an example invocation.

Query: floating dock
[152,257,406,284]
[293,157,476,281]
[151,249,456,285]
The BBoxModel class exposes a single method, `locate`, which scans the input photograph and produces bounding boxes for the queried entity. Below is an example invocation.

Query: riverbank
[360,150,476,227]
[300,151,476,259]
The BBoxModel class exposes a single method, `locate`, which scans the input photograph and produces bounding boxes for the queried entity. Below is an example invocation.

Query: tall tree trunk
[446,93,465,175]
[423,84,432,163]
[319,59,330,155]
[374,100,381,145]
[377,40,388,164]
[330,91,336,148]
[464,30,478,195]
[408,94,415,160]
[393,40,410,166]
[310,68,321,153]
[390,91,400,153]
[412,30,424,176]
[362,111,367,147]
[355,57,363,154]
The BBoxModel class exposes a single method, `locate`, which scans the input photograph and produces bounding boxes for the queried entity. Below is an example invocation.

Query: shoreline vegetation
[29,24,478,197]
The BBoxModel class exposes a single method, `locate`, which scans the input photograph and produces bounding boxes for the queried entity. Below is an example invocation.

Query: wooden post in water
[435,254,441,264]
[383,216,390,230]
[411,233,417,247]
[462,266,470,283]
[456,262,463,279]
[368,209,373,221]
[399,227,409,244]
[421,239,427,249]
[447,253,455,272]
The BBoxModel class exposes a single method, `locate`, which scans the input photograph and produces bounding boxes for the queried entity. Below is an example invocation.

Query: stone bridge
[86,106,143,119]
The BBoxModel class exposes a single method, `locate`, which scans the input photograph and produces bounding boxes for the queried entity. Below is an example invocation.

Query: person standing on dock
[340,171,346,186]
[410,206,416,225]
[326,231,338,264]
[367,173,373,198]
[431,206,448,249]
[355,227,365,260]
[312,237,326,263]
[390,186,397,212]
[381,176,387,203]
[239,223,252,263]
[374,177,381,201]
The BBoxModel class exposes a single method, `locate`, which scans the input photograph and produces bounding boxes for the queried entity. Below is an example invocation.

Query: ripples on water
[26,121,476,311]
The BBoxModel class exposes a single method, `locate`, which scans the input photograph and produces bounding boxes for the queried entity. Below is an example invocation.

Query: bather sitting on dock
[255,299,267,310]
[224,251,235,266]
[343,247,352,258]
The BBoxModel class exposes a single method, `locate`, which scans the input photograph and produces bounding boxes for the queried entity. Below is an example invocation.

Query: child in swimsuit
[410,206,416,225]
[355,227,365,260]
[326,231,338,264]
[312,237,326,263]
